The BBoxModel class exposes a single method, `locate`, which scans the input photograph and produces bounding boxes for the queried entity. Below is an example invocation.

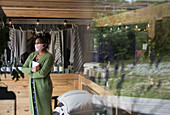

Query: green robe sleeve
[22,53,33,75]
[30,54,53,79]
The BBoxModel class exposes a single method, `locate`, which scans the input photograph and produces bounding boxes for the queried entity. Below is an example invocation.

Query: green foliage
[92,26,136,61]
[11,69,20,81]
[11,68,25,82]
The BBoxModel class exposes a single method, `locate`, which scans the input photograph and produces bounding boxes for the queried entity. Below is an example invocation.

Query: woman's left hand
[31,65,40,72]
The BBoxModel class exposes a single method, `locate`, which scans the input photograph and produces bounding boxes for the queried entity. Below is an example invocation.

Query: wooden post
[148,19,156,57]
[148,19,155,38]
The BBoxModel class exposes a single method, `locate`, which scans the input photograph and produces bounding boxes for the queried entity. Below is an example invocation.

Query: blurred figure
[104,68,109,86]
[89,66,96,83]
[97,72,102,85]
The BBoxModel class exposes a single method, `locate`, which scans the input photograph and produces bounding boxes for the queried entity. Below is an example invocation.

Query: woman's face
[35,38,47,52]
[35,38,47,48]
[35,38,43,45]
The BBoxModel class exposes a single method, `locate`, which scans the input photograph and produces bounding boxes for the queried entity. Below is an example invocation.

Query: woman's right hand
[31,65,40,72]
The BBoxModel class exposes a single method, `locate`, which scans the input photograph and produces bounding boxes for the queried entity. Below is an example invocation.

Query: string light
[64,20,67,26]
[110,28,112,32]
[125,26,129,30]
[135,25,138,29]
[36,19,40,25]
[147,23,150,28]
[8,18,12,25]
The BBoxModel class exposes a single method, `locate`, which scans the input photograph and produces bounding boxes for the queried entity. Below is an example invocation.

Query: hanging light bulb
[125,26,129,30]
[64,20,67,26]
[87,25,90,30]
[8,18,12,25]
[36,19,40,25]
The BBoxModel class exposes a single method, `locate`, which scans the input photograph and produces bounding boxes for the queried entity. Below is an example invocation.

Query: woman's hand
[31,65,40,72]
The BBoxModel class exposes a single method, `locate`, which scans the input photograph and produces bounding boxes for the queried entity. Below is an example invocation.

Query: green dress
[22,51,54,115]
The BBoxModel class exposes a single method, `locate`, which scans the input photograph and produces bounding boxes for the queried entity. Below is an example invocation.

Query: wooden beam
[95,2,170,27]
[2,7,95,19]
[0,1,94,8]
[2,7,94,12]
[1,6,116,13]
[0,0,94,3]
[6,19,93,25]
[2,6,120,17]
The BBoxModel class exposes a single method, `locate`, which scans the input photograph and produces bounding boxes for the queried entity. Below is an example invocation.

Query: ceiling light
[36,19,40,25]
[8,18,12,25]
[64,20,67,26]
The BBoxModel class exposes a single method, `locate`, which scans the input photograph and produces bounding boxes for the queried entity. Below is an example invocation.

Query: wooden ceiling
[0,0,167,24]
[0,0,150,18]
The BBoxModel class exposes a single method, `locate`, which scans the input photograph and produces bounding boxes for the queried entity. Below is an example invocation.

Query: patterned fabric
[54,31,62,64]
[9,29,27,63]
[53,102,68,115]
[60,30,64,66]
[8,28,15,63]
[72,27,83,72]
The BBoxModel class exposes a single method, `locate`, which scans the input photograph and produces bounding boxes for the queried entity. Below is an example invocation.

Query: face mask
[35,44,44,52]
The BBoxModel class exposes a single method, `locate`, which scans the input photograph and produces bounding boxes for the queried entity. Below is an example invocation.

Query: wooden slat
[1,6,120,14]
[50,73,79,79]
[0,0,94,3]
[0,1,94,8]
[95,2,170,27]
[3,9,94,19]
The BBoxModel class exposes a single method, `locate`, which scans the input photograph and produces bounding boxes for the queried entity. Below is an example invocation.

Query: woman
[22,34,53,115]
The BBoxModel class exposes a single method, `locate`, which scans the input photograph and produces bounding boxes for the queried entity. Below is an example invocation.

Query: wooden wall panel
[0,74,78,115]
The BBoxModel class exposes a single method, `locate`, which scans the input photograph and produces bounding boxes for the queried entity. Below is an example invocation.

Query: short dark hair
[34,33,51,49]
